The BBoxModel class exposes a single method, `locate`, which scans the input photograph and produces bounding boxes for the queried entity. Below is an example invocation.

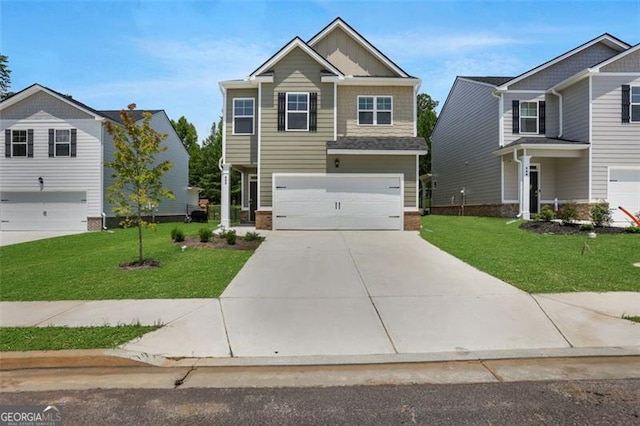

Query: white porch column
[521,155,531,220]
[220,164,231,229]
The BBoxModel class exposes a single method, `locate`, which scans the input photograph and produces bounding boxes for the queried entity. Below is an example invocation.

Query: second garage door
[0,192,87,231]
[609,168,640,226]
[272,174,403,230]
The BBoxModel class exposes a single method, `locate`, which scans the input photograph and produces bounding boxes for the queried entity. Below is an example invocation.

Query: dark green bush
[537,205,555,222]
[579,223,594,231]
[590,201,612,227]
[558,200,579,224]
[171,227,185,242]
[624,226,640,234]
[198,227,212,243]
[224,229,237,245]
[244,231,262,242]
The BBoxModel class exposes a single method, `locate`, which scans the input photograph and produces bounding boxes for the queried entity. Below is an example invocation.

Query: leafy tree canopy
[417,93,439,177]
[0,54,12,100]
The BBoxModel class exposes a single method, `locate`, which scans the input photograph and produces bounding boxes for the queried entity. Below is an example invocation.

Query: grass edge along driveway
[0,223,254,301]
[420,216,639,293]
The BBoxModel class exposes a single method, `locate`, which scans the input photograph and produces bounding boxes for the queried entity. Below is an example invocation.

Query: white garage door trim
[272,173,403,230]
[0,191,87,231]
[608,167,640,226]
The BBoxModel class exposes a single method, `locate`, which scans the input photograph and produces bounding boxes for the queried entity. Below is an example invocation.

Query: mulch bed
[119,259,161,270]
[177,235,263,250]
[519,221,628,235]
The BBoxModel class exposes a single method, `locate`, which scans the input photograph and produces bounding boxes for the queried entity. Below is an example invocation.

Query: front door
[249,177,257,222]
[529,168,539,214]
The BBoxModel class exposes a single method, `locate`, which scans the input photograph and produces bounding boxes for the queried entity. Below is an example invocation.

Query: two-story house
[0,84,190,231]
[219,18,427,231]
[431,35,640,225]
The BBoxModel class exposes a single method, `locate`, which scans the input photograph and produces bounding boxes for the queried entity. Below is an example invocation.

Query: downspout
[513,149,523,218]
[550,88,563,137]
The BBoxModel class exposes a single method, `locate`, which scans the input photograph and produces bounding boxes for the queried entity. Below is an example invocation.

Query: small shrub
[558,201,579,224]
[590,201,612,227]
[224,229,237,245]
[624,226,640,234]
[198,227,212,243]
[579,223,595,231]
[537,205,555,222]
[244,231,262,242]
[171,227,185,242]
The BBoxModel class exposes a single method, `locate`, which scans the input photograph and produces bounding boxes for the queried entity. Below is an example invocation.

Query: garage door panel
[0,192,87,231]
[609,169,640,226]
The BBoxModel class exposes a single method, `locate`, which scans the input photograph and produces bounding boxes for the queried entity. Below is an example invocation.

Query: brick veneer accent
[87,217,103,231]
[404,211,421,230]
[255,210,273,230]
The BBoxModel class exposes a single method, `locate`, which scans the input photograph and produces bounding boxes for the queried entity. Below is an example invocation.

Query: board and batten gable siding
[337,86,414,137]
[326,154,417,207]
[590,74,640,200]
[502,92,546,146]
[259,46,335,208]
[509,43,621,90]
[560,77,590,142]
[311,26,396,77]
[431,78,501,207]
[225,88,258,165]
[102,112,189,217]
[0,92,103,218]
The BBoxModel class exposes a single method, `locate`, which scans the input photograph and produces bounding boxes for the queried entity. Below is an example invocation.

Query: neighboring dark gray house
[432,34,640,225]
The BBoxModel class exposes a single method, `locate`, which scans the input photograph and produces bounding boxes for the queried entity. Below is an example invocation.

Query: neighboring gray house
[0,84,190,231]
[219,18,427,231]
[432,34,640,225]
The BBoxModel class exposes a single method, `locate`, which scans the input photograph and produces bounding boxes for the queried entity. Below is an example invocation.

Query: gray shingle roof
[99,109,162,124]
[460,76,514,86]
[327,136,427,151]
[503,137,589,149]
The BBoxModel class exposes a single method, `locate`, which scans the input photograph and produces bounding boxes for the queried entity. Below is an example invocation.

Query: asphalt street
[1,379,638,425]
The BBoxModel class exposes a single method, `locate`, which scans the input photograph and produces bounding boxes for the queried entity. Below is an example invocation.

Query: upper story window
[520,102,538,134]
[233,98,254,135]
[55,129,71,157]
[358,96,392,125]
[631,86,640,122]
[286,93,309,131]
[11,130,28,157]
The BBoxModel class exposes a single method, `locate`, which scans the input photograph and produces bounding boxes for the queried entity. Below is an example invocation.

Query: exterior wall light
[38,176,44,191]
[334,158,340,168]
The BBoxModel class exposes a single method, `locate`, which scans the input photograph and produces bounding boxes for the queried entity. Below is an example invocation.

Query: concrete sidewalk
[1,231,638,363]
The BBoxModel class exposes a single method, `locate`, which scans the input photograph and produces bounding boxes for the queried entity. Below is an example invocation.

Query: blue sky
[2,0,639,141]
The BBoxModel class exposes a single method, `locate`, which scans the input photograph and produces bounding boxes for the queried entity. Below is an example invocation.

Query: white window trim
[357,95,393,126]
[519,101,539,134]
[232,98,255,135]
[55,129,71,157]
[631,86,640,123]
[11,129,28,157]
[286,92,309,131]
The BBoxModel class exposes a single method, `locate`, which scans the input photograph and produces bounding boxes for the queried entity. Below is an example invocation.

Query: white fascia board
[249,75,274,83]
[330,77,419,86]
[497,34,630,91]
[251,38,343,78]
[219,80,258,90]
[328,149,428,155]
[547,69,592,93]
[307,19,408,78]
[493,143,589,156]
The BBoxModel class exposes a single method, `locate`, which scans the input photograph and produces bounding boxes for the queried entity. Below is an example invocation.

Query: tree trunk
[138,223,143,264]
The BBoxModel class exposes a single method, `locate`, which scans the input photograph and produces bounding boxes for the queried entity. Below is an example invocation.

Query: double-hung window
[631,87,640,122]
[519,102,538,134]
[11,130,27,157]
[358,96,392,125]
[233,98,254,135]
[55,129,71,157]
[286,93,309,131]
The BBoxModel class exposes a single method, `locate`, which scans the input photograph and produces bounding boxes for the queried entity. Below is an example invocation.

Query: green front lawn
[0,325,160,351]
[0,223,254,301]
[420,216,640,293]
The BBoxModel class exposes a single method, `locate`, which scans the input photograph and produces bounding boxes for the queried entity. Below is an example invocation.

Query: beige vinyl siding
[259,47,335,207]
[311,26,396,77]
[326,154,417,207]
[561,78,589,142]
[502,157,518,201]
[601,50,640,72]
[509,43,621,90]
[1,108,103,218]
[432,79,502,207]
[337,86,414,137]
[225,88,258,165]
[502,92,546,146]
[590,75,640,200]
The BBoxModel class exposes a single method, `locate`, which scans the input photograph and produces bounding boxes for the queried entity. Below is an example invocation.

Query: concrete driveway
[219,231,573,357]
[0,230,85,247]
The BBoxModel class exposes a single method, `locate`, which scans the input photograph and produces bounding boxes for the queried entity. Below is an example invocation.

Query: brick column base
[255,210,273,230]
[404,211,421,230]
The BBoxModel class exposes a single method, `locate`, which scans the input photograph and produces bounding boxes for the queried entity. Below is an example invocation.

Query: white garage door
[0,192,87,231]
[609,168,640,226]
[273,174,403,230]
